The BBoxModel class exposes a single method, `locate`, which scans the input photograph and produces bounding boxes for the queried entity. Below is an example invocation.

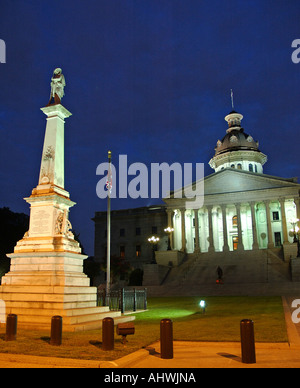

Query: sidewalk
[0,353,102,368]
[101,341,300,368]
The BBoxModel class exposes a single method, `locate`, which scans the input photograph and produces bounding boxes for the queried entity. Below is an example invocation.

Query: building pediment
[166,168,300,206]
[202,169,299,196]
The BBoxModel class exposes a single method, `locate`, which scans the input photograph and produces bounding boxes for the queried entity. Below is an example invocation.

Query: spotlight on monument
[199,300,206,314]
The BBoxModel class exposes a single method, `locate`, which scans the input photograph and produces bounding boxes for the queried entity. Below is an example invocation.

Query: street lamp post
[148,236,160,264]
[164,226,174,251]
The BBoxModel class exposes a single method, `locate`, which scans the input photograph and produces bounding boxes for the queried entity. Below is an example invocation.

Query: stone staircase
[267,248,291,282]
[142,264,170,286]
[143,247,296,296]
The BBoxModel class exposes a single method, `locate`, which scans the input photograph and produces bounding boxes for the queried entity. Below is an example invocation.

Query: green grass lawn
[136,296,288,343]
[0,296,288,361]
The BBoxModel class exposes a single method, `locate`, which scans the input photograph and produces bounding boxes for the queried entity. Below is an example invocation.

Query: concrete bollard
[5,314,17,341]
[240,319,256,364]
[102,317,114,350]
[50,315,63,346]
[160,318,173,359]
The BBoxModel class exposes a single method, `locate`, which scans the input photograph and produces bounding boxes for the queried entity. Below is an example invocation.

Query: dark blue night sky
[1,0,300,255]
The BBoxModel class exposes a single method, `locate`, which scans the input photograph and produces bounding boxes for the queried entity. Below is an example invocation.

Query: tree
[83,256,102,286]
[101,255,131,284]
[128,268,144,286]
[0,207,29,282]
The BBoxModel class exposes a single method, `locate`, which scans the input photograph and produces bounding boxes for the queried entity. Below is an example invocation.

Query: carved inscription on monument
[30,208,53,236]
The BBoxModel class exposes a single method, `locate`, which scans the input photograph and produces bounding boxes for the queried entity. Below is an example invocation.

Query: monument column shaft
[38,105,72,189]
[26,104,74,240]
[39,114,64,187]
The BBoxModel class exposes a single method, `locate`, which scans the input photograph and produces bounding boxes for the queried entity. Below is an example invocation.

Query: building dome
[209,110,267,173]
[215,128,259,156]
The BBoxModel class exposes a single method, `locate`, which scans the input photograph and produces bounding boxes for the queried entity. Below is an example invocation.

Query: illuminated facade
[164,110,300,261]
[94,108,300,285]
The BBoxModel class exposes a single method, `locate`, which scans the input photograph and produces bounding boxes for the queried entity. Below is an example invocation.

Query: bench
[116,322,135,344]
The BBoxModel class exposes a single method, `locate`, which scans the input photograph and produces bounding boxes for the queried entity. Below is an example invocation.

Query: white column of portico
[194,209,200,253]
[212,208,220,251]
[199,209,206,252]
[250,202,259,250]
[221,204,229,252]
[167,209,174,250]
[207,205,215,252]
[264,200,274,248]
[294,198,300,237]
[294,197,300,223]
[180,209,186,252]
[235,203,244,251]
[279,198,289,244]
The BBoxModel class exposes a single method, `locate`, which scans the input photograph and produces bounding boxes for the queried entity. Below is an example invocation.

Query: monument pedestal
[0,251,129,331]
[0,100,134,331]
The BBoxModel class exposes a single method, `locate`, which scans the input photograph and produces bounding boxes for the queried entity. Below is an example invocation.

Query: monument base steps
[0,252,135,331]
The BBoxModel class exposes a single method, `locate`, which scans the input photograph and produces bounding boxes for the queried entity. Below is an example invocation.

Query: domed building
[161,107,300,284]
[94,105,300,287]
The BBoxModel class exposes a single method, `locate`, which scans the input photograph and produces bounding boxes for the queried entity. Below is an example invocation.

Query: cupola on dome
[209,110,267,173]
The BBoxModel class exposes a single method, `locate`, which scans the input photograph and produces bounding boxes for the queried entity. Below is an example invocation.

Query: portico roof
[165,168,300,208]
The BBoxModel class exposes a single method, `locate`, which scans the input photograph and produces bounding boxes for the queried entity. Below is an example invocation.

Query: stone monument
[0,69,132,331]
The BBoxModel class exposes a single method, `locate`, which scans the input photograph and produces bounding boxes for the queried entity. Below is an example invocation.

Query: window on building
[237,163,242,170]
[232,215,238,226]
[272,211,280,221]
[120,245,125,258]
[231,164,235,168]
[120,228,125,237]
[136,245,141,257]
[136,227,141,236]
[249,164,253,172]
[233,236,238,250]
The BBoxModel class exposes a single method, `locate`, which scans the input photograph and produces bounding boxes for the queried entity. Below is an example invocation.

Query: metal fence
[97,288,147,313]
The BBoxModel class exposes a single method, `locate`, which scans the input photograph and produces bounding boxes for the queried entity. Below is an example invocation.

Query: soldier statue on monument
[47,68,65,105]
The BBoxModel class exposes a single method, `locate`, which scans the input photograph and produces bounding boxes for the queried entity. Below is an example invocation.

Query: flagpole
[106,150,111,305]
[231,89,234,110]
